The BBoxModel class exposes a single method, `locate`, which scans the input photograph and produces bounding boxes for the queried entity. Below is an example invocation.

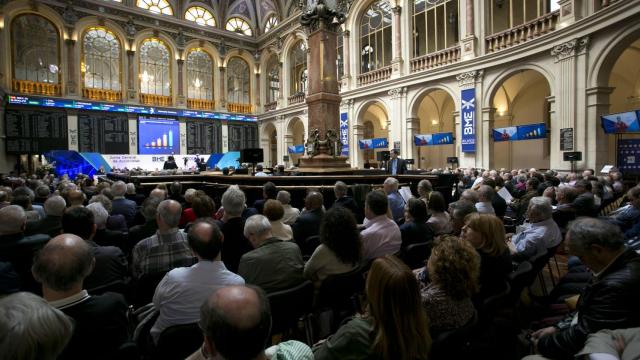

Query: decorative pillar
[460,0,477,59]
[388,87,408,156]
[342,30,351,90]
[255,72,261,110]
[406,117,420,168]
[456,70,484,168]
[127,50,136,100]
[481,107,496,170]
[67,112,78,151]
[177,59,185,106]
[453,110,461,168]
[128,115,138,154]
[221,121,229,152]
[352,123,364,169]
[586,87,614,172]
[65,39,77,95]
[391,6,403,77]
[557,0,579,26]
[219,66,226,109]
[551,36,589,169]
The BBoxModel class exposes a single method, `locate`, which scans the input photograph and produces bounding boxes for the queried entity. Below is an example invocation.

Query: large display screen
[138,116,180,155]
[5,109,68,154]
[414,132,454,146]
[492,123,547,142]
[186,120,221,155]
[7,95,257,122]
[601,111,640,134]
[78,113,129,154]
[359,138,389,150]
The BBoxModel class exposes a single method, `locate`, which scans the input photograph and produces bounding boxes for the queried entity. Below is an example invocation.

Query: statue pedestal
[297,154,351,173]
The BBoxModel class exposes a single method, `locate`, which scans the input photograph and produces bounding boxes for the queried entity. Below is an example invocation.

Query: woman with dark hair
[304,206,361,289]
[314,255,431,360]
[426,191,452,235]
[421,235,480,336]
[163,155,178,170]
[400,198,434,249]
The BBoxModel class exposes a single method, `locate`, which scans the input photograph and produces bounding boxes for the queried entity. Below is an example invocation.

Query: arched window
[290,41,307,94]
[264,15,278,33]
[360,0,392,73]
[227,57,250,104]
[186,48,213,101]
[136,0,174,15]
[11,14,61,93]
[185,6,216,27]
[82,27,121,94]
[412,0,458,58]
[486,0,555,35]
[226,17,253,36]
[139,38,171,96]
[337,27,344,80]
[266,56,280,104]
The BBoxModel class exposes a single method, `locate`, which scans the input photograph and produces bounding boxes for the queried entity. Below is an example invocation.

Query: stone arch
[354,98,391,126]
[590,22,640,88]
[408,84,459,118]
[484,64,555,108]
[261,121,278,167]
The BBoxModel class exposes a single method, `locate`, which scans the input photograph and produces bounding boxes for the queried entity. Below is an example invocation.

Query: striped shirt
[132,228,196,278]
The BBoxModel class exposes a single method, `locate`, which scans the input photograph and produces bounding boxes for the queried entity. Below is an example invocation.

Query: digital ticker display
[7,95,257,122]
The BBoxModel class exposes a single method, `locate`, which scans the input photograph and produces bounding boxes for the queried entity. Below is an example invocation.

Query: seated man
[26,195,66,237]
[332,181,361,222]
[217,186,253,274]
[32,234,129,360]
[383,177,405,222]
[292,191,324,244]
[87,202,127,250]
[187,285,313,360]
[238,215,304,293]
[509,197,562,262]
[475,185,496,215]
[132,200,196,279]
[606,185,640,231]
[361,190,402,261]
[110,181,137,227]
[277,190,300,225]
[572,179,597,217]
[151,219,244,343]
[529,218,640,359]
[128,197,161,246]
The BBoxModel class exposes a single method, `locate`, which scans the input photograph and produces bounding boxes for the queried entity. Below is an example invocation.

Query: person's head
[0,205,27,235]
[126,182,136,195]
[477,185,494,202]
[556,185,578,204]
[221,185,246,218]
[383,177,399,194]
[170,181,182,196]
[149,188,167,200]
[191,195,216,218]
[461,213,508,256]
[262,182,278,200]
[460,189,479,203]
[390,149,399,159]
[427,191,446,213]
[88,194,113,213]
[427,236,480,300]
[111,181,127,197]
[188,218,224,261]
[32,234,94,293]
[405,198,428,223]
[35,185,50,199]
[184,188,198,204]
[582,169,594,179]
[0,292,74,360]
[334,181,348,198]
[12,194,33,211]
[626,186,640,209]
[263,199,284,222]
[417,179,433,198]
[156,199,182,230]
[199,285,271,360]
[566,218,626,273]
[366,255,430,360]
[365,190,388,219]
[320,206,362,266]
[448,200,477,235]
[43,195,66,217]
[526,196,553,223]
[62,206,96,240]
[276,190,291,206]
[255,164,264,172]
[526,178,540,192]
[13,186,35,202]
[66,190,85,207]
[243,215,273,248]
[140,196,162,222]
[304,191,324,211]
[86,203,109,230]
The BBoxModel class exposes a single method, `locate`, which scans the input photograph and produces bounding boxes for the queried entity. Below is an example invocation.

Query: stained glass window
[226,17,253,36]
[139,38,171,96]
[82,27,121,91]
[185,6,216,27]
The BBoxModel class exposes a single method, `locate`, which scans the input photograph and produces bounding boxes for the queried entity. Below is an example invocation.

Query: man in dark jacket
[332,181,362,222]
[531,218,640,359]
[292,191,324,245]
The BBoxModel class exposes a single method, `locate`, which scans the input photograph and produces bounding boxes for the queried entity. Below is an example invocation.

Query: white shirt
[475,201,495,215]
[282,205,300,225]
[361,215,402,261]
[270,220,293,241]
[151,260,244,342]
[512,218,562,259]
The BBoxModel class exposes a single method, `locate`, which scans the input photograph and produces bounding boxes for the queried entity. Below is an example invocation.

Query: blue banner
[461,88,476,152]
[287,145,305,154]
[414,132,454,146]
[618,139,640,174]
[493,123,547,142]
[359,137,388,150]
[601,111,640,134]
[340,112,349,156]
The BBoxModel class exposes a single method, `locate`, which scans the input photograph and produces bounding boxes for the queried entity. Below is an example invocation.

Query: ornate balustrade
[140,93,172,106]
[83,88,122,102]
[187,98,215,110]
[357,66,392,86]
[287,92,305,105]
[264,101,277,112]
[227,102,253,113]
[410,46,461,73]
[486,11,559,53]
[12,79,61,96]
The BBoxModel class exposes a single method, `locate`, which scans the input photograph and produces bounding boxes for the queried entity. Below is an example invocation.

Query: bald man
[187,285,313,360]
[291,191,324,245]
[32,234,128,360]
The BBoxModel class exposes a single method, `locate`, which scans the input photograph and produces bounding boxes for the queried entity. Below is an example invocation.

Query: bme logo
[152,156,166,162]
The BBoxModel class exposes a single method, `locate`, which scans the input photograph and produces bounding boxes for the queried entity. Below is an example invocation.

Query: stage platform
[105,170,456,210]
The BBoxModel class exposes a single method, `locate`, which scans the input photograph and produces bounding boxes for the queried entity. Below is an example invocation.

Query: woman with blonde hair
[314,255,431,360]
[460,213,512,302]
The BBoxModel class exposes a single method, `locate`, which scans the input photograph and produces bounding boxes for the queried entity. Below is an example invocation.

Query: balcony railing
[264,101,277,112]
[410,46,461,73]
[486,10,559,53]
[288,92,305,105]
[187,98,215,110]
[83,88,122,102]
[12,79,61,96]
[227,102,253,114]
[357,65,392,86]
[140,93,172,106]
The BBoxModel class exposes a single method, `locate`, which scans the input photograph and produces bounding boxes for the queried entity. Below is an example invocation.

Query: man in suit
[292,191,324,245]
[110,181,137,227]
[217,186,253,273]
[32,234,129,360]
[26,195,66,237]
[387,149,407,175]
[332,181,362,222]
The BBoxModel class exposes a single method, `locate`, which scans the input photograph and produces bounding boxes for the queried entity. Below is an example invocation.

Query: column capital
[406,117,420,128]
[64,39,76,46]
[391,6,402,15]
[388,87,407,99]
[456,70,483,88]
[219,66,226,72]
[343,30,350,37]
[551,36,589,62]
[176,59,184,66]
[126,50,135,57]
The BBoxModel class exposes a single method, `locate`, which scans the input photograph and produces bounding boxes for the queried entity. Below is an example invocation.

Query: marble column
[461,0,477,59]
[221,121,229,152]
[278,62,284,106]
[481,107,496,170]
[406,117,420,168]
[219,66,226,109]
[352,124,364,169]
[342,30,351,90]
[388,87,408,155]
[391,6,403,76]
[127,50,136,100]
[177,59,185,106]
[586,87,614,172]
[456,70,484,168]
[67,112,78,151]
[255,72,261,111]
[65,39,77,95]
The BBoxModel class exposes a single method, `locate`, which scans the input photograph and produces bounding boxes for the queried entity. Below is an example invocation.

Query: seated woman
[421,235,480,336]
[264,199,293,241]
[426,191,453,235]
[460,213,513,304]
[313,255,431,360]
[400,198,435,251]
[304,206,361,289]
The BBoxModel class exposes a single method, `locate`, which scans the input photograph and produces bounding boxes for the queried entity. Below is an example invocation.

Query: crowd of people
[0,166,639,360]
